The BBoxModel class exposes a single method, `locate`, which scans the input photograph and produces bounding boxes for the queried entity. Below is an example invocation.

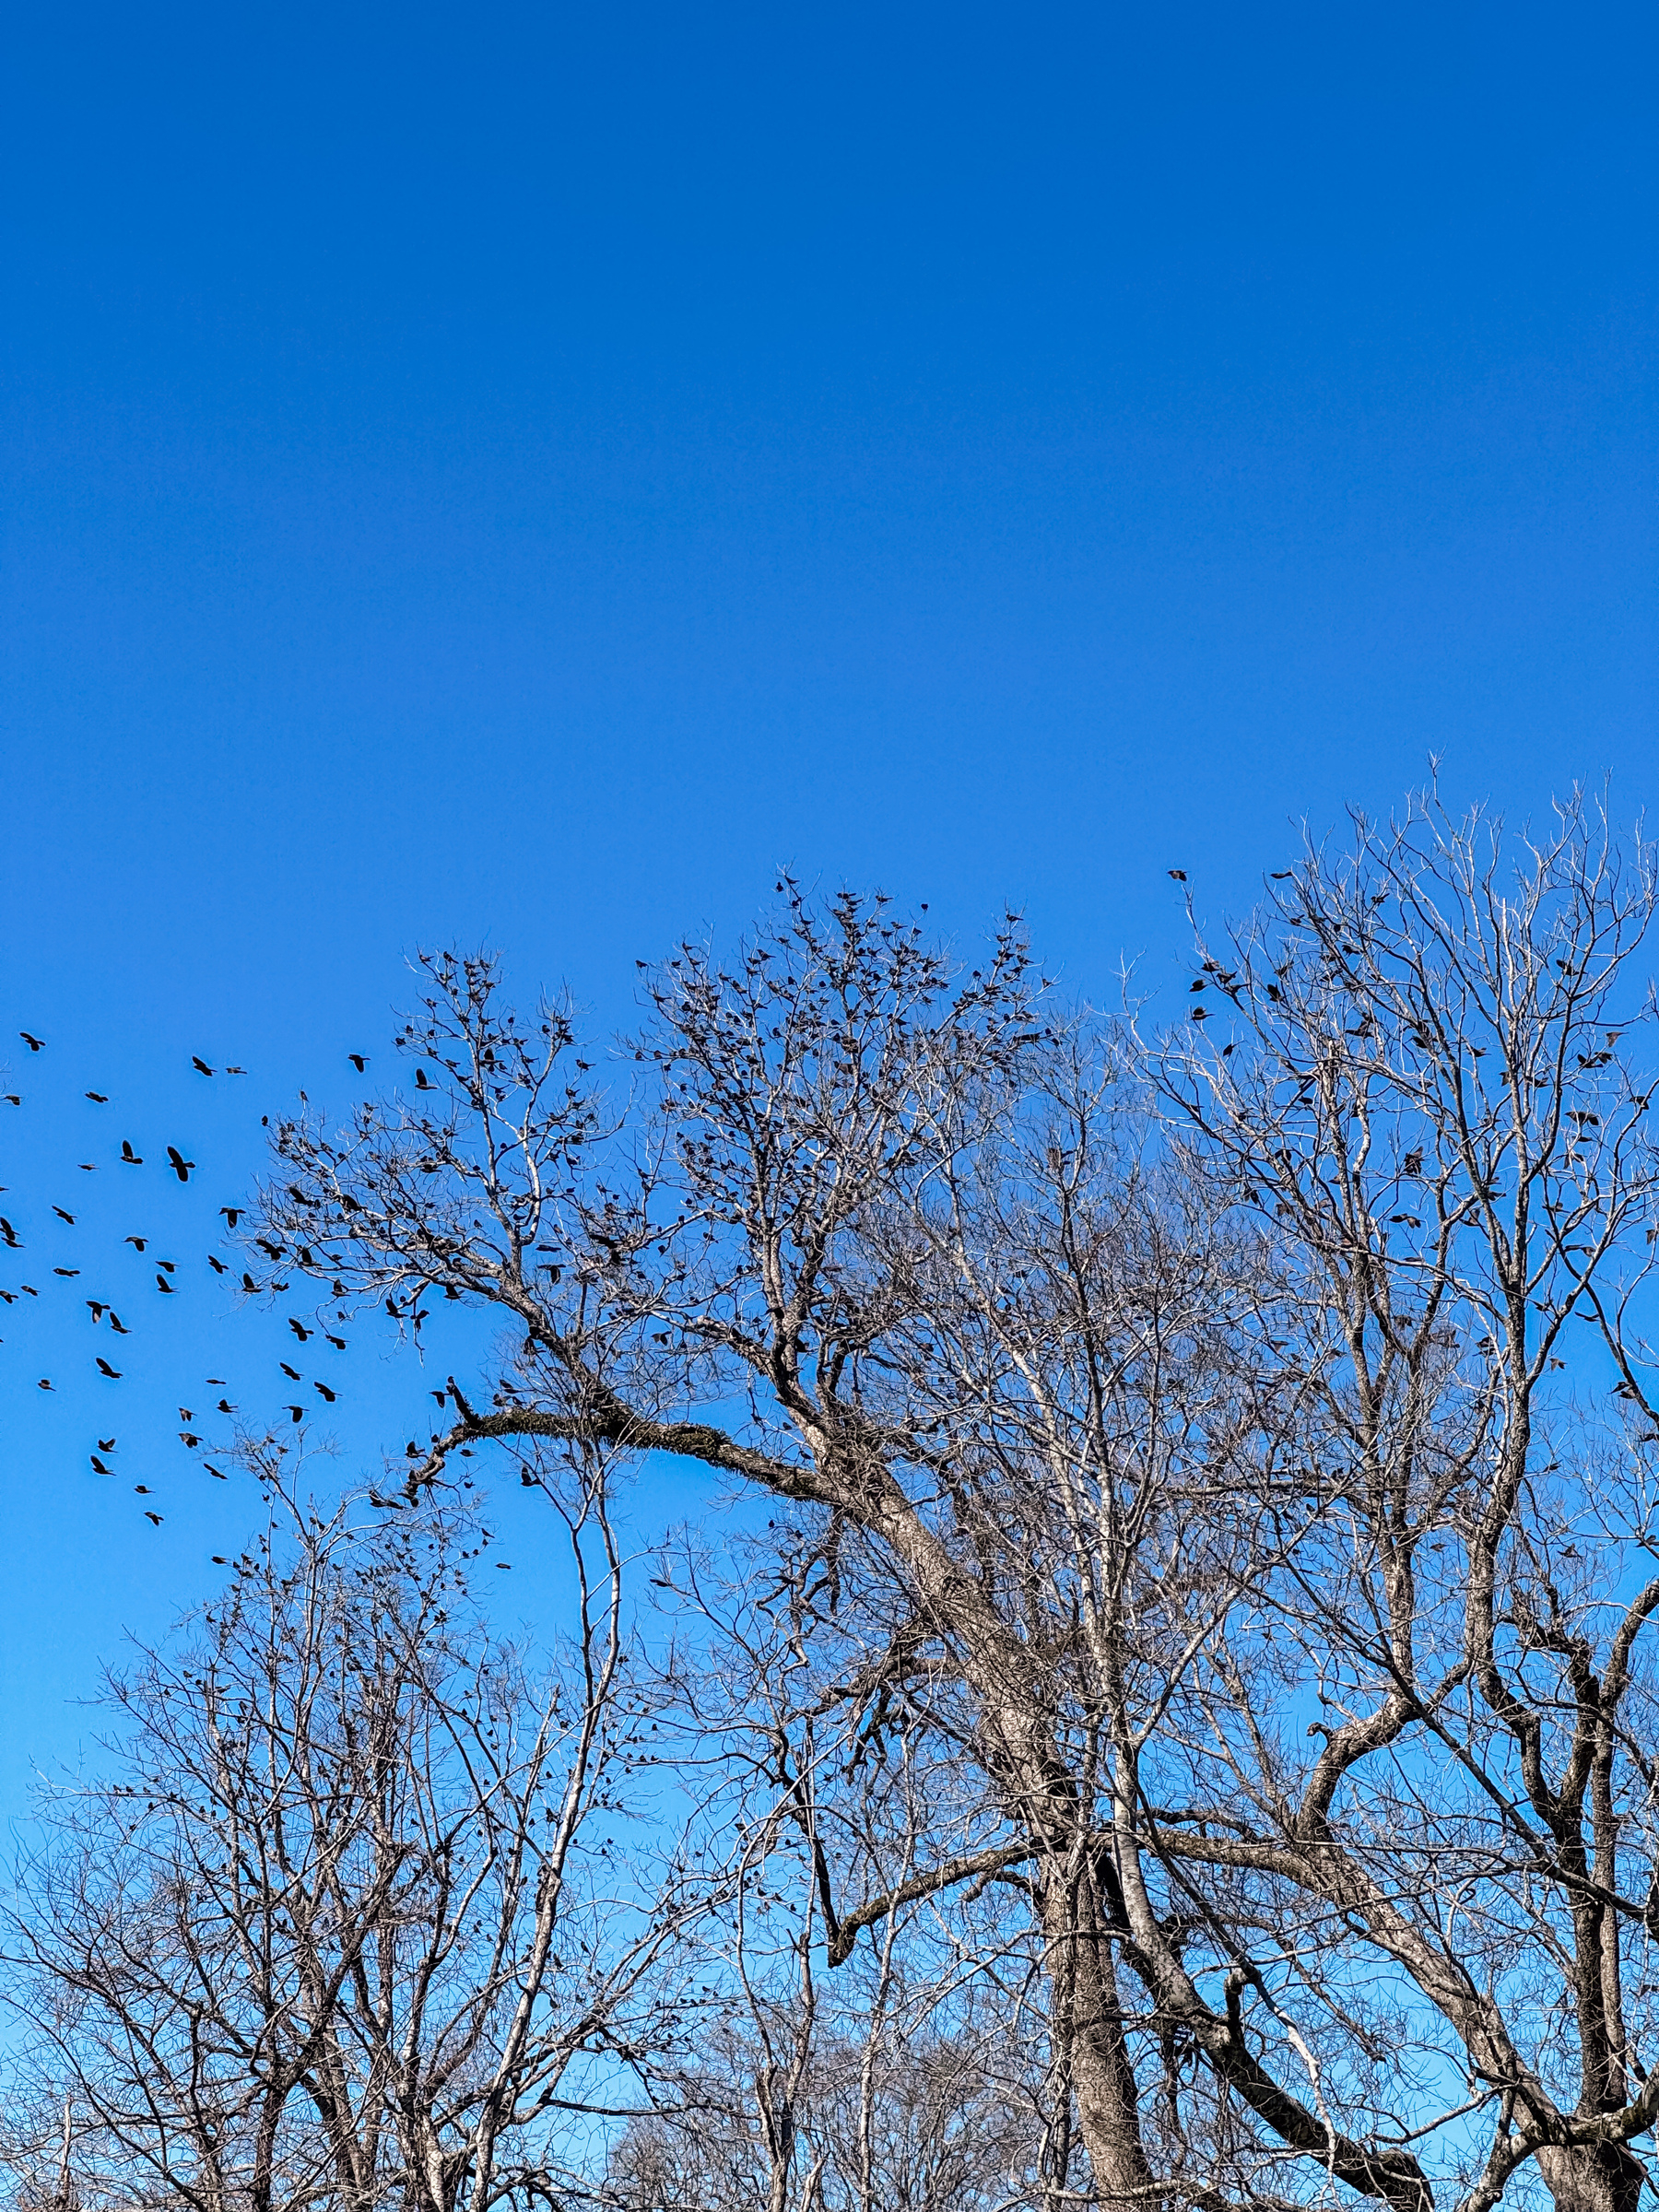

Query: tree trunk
[1039,1866,1155,2204]
[1535,2144,1646,2212]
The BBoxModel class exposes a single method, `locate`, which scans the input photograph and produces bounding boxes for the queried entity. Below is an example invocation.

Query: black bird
[285,1404,305,1422]
[279,1360,301,1381]
[430,1388,448,1404]
[144,1511,162,1525]
[241,1272,257,1292]
[120,1139,142,1163]
[37,1378,53,1391]
[109,1312,129,1334]
[53,1267,80,1278]
[3,1095,18,1106]
[207,1254,227,1274]
[225,1065,246,1075]
[19,1031,43,1051]
[348,1053,368,1072]
[1270,870,1295,880]
[313,1381,336,1403]
[206,1465,226,1477]
[85,1090,109,1103]
[124,1235,147,1252]
[415,1067,433,1088]
[255,1237,283,1259]
[0,1218,18,1248]
[212,1555,228,1563]
[53,1207,75,1224]
[216,1397,234,1413]
[156,1258,175,1274]
[180,1431,201,1448]
[220,1206,241,1227]
[324,1331,346,1349]
[156,1275,176,1294]
[288,1317,311,1341]
[192,1056,215,1077]
[1168,869,1187,883]
[87,1300,107,1321]
[134,1484,151,1494]
[90,1455,111,1476]
[98,1437,115,1451]
[77,1161,97,1171]
[167,1147,194,1182]
[96,1358,122,1378]
[0,1289,14,1303]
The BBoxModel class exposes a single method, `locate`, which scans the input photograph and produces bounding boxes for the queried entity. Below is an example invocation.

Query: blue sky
[1,0,1655,1808]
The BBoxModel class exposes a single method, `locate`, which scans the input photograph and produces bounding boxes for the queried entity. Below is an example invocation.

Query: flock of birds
[0,1029,369,1548]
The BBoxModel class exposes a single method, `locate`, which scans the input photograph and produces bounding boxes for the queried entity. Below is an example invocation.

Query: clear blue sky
[1,0,1654,1806]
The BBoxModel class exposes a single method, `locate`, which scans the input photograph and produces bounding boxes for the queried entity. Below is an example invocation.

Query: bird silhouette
[37,1378,53,1391]
[1168,870,1187,883]
[192,1057,214,1077]
[85,1091,109,1103]
[415,1067,433,1088]
[313,1381,336,1403]
[144,1511,162,1525]
[109,1312,129,1334]
[19,1032,43,1052]
[53,1267,80,1278]
[285,1404,305,1422]
[87,1300,107,1321]
[156,1276,176,1294]
[120,1140,142,1164]
[207,1254,227,1274]
[241,1272,257,1292]
[124,1235,147,1252]
[96,1358,122,1378]
[219,1206,241,1227]
[225,1065,246,1075]
[288,1318,311,1341]
[53,1207,75,1224]
[3,1096,18,1106]
[0,1219,20,1248]
[97,1436,114,1451]
[134,1484,152,1494]
[279,1360,301,1381]
[348,1053,368,1072]
[166,1147,194,1182]
[90,1455,111,1475]
[324,1331,347,1349]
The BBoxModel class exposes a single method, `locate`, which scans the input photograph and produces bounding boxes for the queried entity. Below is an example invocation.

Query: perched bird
[19,1031,43,1051]
[192,1056,214,1077]
[348,1053,368,1072]
[96,1358,122,1378]
[144,1511,162,1525]
[53,1206,76,1225]
[156,1275,176,1294]
[120,1140,142,1164]
[167,1147,194,1182]
[85,1091,109,1103]
[207,1254,227,1274]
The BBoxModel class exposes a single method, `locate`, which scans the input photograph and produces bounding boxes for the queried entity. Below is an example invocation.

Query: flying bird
[348,1053,368,1072]
[124,1235,147,1251]
[96,1358,122,1378]
[313,1381,336,1403]
[90,1455,111,1476]
[144,1511,162,1525]
[167,1147,194,1182]
[109,1312,129,1334]
[0,1218,18,1247]
[87,1300,107,1321]
[53,1267,80,1278]
[120,1141,142,1164]
[219,1206,241,1227]
[216,1397,235,1413]
[18,1032,43,1052]
[241,1272,257,1292]
[414,1067,433,1089]
[85,1091,108,1103]
[134,1484,152,1494]
[1168,870,1187,883]
[192,1056,215,1077]
[288,1318,311,1341]
[98,1437,114,1451]
[37,1378,53,1391]
[3,1096,18,1107]
[53,1207,75,1224]
[324,1331,346,1349]
[285,1404,305,1422]
[279,1360,301,1381]
[156,1275,176,1294]
[207,1254,227,1273]
[225,1065,246,1075]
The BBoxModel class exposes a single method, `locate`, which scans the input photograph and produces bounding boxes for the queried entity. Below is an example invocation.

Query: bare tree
[237,802,1659,2212]
[2,1469,712,2212]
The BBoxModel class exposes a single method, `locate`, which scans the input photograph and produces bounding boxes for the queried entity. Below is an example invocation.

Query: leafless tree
[2,1468,713,2212]
[236,797,1659,2212]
